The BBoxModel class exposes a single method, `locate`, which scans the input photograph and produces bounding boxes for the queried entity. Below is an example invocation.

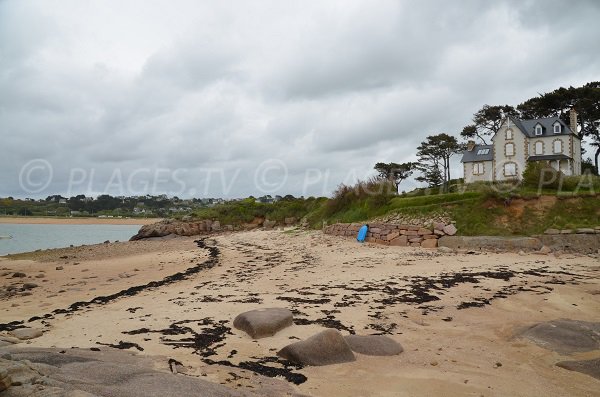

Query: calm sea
[0,224,143,256]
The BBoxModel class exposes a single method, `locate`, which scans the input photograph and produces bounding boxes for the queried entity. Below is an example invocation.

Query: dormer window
[535,125,543,135]
[553,123,561,134]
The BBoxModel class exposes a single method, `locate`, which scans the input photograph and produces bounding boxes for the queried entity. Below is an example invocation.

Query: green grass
[187,175,599,237]
[389,192,482,209]
[191,197,327,226]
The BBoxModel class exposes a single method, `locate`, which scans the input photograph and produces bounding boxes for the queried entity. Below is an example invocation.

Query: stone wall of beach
[323,222,457,248]
[324,222,600,254]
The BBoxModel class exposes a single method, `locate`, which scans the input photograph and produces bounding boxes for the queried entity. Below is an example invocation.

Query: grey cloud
[1,0,599,198]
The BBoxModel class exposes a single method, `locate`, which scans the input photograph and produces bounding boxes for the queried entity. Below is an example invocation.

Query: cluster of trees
[375,82,600,191]
[375,133,461,192]
[0,194,195,217]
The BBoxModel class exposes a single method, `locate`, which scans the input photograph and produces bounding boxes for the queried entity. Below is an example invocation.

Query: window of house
[505,143,515,156]
[506,129,513,140]
[473,162,484,175]
[553,140,563,153]
[535,125,543,135]
[554,123,561,133]
[504,162,517,177]
[477,148,490,155]
[535,141,543,155]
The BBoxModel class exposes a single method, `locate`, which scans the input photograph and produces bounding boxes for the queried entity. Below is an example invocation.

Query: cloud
[0,0,599,198]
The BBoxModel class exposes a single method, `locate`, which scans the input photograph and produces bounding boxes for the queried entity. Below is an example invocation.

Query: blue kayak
[357,225,368,242]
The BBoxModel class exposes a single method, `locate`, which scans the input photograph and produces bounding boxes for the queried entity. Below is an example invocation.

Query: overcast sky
[1,0,599,199]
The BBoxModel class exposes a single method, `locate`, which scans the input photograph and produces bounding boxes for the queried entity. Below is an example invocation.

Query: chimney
[569,108,578,134]
[467,140,476,151]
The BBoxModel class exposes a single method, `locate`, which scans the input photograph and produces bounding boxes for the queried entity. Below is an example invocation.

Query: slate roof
[461,144,493,163]
[508,116,577,138]
[527,154,572,161]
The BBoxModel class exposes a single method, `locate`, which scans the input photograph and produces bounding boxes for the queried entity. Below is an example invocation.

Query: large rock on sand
[556,358,600,380]
[0,347,251,397]
[233,308,293,339]
[277,329,356,366]
[9,328,43,340]
[343,335,403,356]
[519,319,600,354]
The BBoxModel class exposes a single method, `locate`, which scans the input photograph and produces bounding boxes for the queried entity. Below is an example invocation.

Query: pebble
[12,272,26,278]
[56,266,64,270]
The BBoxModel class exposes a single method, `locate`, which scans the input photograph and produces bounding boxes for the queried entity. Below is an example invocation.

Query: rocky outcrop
[277,329,356,366]
[130,219,240,241]
[323,222,456,248]
[233,308,293,339]
[0,347,252,397]
[131,217,300,240]
[130,219,215,240]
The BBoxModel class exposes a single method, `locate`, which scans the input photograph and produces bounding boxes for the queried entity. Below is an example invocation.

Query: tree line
[374,81,600,191]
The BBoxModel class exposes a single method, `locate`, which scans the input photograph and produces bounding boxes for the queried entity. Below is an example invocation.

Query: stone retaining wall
[438,234,600,254]
[438,236,542,251]
[323,222,457,248]
[536,234,600,254]
[324,223,599,254]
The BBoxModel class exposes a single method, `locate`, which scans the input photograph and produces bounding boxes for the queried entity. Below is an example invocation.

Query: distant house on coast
[461,109,582,183]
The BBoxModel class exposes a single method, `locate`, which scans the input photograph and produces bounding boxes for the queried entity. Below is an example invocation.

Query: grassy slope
[191,197,327,226]
[189,178,599,236]
[385,193,599,236]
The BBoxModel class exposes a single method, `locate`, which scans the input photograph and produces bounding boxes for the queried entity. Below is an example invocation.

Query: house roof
[527,154,572,161]
[461,144,493,163]
[508,116,577,138]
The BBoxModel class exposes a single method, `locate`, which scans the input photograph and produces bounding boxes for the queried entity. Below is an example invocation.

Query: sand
[1,229,599,396]
[0,216,160,225]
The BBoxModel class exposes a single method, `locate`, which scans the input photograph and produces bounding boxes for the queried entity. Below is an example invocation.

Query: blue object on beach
[357,225,368,242]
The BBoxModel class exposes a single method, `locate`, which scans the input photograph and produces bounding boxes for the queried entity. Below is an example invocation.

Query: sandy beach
[1,229,599,396]
[0,216,160,225]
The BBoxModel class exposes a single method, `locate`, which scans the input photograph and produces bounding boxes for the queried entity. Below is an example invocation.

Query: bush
[192,197,327,227]
[521,162,564,190]
[324,177,395,218]
[561,173,600,193]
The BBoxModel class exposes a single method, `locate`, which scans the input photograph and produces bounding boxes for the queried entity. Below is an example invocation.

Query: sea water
[0,224,143,256]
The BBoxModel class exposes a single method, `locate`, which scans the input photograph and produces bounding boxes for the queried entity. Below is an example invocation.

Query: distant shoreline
[0,216,160,225]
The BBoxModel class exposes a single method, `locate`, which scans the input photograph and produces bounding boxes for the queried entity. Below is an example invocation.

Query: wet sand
[1,230,599,396]
[0,216,160,225]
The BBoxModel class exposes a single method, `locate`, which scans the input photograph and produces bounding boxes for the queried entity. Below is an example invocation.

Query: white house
[462,109,582,183]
